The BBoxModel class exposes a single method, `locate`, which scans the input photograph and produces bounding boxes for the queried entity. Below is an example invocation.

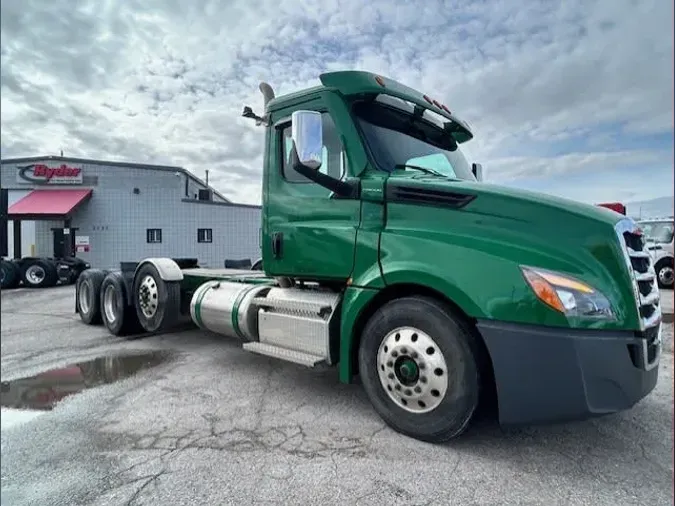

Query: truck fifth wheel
[77,71,662,443]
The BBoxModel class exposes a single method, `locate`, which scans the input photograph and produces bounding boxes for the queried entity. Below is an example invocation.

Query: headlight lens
[521,266,614,320]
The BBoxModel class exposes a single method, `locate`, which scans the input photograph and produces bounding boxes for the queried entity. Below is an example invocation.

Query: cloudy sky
[1,0,673,208]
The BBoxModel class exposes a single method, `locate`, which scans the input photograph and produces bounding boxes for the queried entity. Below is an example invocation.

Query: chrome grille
[615,218,661,370]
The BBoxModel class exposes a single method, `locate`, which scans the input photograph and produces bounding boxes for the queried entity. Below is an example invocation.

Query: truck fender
[133,258,183,282]
[338,266,484,384]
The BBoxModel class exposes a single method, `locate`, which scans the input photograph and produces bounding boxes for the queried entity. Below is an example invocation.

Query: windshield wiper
[394,164,446,177]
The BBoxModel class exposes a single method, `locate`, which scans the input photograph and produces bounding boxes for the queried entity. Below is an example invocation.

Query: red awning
[8,189,93,219]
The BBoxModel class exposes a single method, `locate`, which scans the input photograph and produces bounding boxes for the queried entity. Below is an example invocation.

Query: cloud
[1,0,672,205]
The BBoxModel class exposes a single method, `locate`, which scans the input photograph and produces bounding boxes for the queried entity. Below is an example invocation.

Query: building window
[197,228,213,243]
[146,228,162,244]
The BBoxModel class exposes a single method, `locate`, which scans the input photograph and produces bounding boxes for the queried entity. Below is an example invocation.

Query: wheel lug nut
[388,373,394,380]
[414,386,422,393]
[400,347,407,354]
[411,352,418,359]
[395,384,401,391]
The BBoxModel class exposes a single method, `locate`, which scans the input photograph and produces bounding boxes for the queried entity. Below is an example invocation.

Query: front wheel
[358,296,481,443]
[655,258,674,289]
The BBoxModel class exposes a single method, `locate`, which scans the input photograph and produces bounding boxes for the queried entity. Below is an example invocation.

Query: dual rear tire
[76,264,182,336]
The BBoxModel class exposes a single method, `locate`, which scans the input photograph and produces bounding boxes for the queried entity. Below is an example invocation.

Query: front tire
[655,258,674,289]
[358,296,480,443]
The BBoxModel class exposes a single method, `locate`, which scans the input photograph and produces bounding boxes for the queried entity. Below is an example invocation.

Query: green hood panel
[386,174,622,226]
[380,177,638,330]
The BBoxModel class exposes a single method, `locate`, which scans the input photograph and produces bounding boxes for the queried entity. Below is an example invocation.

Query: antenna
[205,170,210,187]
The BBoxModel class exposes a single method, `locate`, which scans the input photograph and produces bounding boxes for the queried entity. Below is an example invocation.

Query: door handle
[272,232,283,258]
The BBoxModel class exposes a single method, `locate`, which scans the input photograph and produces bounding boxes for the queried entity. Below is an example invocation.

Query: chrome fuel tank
[189,281,271,341]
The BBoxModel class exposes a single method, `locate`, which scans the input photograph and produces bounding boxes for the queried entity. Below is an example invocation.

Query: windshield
[639,221,674,243]
[352,95,475,181]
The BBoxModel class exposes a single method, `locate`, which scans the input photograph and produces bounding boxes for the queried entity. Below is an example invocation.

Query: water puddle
[0,351,169,411]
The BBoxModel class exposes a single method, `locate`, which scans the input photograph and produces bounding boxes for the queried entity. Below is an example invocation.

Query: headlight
[520,266,614,320]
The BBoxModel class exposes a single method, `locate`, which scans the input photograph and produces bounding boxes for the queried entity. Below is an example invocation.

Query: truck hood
[385,174,624,227]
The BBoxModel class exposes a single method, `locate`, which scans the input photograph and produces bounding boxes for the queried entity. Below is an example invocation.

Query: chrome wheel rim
[80,281,91,314]
[658,266,674,287]
[26,265,45,284]
[138,275,159,318]
[103,285,117,323]
[377,326,449,414]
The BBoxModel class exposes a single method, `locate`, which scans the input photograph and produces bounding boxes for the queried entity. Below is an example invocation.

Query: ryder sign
[16,163,84,185]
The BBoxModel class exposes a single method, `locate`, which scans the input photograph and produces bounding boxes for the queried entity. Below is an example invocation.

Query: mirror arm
[290,146,356,197]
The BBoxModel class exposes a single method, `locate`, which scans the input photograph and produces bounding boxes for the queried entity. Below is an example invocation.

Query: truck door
[264,103,360,280]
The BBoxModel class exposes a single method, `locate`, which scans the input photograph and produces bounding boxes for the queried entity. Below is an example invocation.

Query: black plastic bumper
[476,320,660,426]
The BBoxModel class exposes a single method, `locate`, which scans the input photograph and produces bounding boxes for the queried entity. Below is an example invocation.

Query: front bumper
[476,320,661,426]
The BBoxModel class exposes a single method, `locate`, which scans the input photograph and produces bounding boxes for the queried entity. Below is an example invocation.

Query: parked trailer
[1,256,90,290]
[76,71,662,443]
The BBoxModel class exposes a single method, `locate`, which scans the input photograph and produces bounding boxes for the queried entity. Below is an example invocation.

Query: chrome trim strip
[640,291,660,306]
[627,248,651,259]
[642,325,662,372]
[635,271,655,282]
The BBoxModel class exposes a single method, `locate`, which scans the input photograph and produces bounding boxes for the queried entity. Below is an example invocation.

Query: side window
[281,112,347,183]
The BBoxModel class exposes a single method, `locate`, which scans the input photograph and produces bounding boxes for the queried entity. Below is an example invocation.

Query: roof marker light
[441,104,451,114]
[422,95,433,104]
[375,75,385,87]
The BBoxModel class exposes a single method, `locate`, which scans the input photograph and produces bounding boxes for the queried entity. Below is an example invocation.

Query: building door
[52,228,66,257]
[52,226,78,258]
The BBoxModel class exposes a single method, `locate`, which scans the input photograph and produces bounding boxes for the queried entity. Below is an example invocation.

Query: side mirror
[292,111,323,171]
[288,110,359,199]
[472,162,483,182]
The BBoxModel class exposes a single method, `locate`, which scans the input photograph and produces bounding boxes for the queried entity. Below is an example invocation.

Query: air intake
[387,185,476,209]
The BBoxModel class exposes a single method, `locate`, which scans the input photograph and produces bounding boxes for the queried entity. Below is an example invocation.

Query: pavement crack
[125,468,170,506]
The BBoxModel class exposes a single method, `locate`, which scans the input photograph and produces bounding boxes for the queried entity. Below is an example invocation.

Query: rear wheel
[77,269,106,324]
[133,263,181,333]
[358,296,480,443]
[0,260,20,289]
[100,271,141,336]
[21,259,58,288]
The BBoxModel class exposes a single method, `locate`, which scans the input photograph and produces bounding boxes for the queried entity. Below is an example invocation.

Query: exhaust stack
[259,82,275,107]
[241,82,275,126]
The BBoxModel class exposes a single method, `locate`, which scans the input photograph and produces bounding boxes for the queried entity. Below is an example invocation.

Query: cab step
[242,342,325,367]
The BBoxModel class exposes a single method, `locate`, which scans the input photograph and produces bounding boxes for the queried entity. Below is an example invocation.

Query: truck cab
[255,71,661,440]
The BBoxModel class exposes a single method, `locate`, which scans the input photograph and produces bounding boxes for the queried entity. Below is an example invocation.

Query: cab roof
[266,70,473,143]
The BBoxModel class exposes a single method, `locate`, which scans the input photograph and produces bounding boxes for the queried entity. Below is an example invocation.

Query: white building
[0,156,261,270]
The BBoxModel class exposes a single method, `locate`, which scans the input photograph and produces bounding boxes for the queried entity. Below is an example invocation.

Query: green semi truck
[76,71,662,443]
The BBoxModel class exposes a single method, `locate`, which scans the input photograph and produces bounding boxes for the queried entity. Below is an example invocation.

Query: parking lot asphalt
[1,286,673,506]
